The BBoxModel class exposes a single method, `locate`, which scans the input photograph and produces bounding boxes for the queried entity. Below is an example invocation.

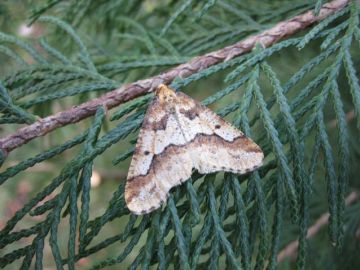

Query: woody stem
[0,0,350,157]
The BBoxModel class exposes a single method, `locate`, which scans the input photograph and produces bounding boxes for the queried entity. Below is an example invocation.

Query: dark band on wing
[125,133,262,204]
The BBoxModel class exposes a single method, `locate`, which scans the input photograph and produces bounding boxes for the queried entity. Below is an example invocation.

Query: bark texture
[0,0,349,156]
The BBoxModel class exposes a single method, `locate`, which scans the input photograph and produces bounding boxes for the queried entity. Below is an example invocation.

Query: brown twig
[0,0,350,157]
[277,190,360,263]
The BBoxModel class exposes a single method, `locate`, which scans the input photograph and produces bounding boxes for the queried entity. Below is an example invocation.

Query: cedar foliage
[0,0,360,269]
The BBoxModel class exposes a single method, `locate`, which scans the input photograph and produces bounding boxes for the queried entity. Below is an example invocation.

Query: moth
[125,84,263,214]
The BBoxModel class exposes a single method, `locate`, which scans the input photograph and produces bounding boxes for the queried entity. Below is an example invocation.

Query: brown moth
[125,84,263,215]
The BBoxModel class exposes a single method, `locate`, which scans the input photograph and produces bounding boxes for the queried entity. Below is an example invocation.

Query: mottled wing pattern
[125,86,195,214]
[175,92,263,174]
[125,84,263,214]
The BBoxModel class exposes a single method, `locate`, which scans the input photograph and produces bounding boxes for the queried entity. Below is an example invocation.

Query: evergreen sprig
[0,1,359,269]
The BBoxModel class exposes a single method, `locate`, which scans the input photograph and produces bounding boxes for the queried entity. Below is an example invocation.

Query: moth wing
[125,85,263,215]
[125,92,194,214]
[175,92,264,175]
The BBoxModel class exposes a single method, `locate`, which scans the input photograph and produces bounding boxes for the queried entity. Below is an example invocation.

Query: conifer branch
[0,0,349,157]
[277,190,360,263]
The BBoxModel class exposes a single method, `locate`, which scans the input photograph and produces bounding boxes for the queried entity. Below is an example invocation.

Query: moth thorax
[156,84,177,104]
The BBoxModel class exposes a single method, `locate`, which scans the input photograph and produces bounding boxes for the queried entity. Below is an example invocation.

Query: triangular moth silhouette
[125,84,263,214]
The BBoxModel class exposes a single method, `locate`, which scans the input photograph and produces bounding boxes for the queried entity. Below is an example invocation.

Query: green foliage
[0,0,360,269]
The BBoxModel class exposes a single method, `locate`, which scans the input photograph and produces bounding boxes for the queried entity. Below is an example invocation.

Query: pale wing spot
[128,129,156,177]
[198,110,241,141]
[140,130,156,152]
[128,153,154,177]
[154,115,187,154]
[175,111,213,139]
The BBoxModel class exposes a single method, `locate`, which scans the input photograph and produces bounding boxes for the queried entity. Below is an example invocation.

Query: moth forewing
[125,84,263,215]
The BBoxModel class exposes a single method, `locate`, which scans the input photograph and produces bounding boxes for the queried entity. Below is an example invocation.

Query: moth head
[156,84,177,104]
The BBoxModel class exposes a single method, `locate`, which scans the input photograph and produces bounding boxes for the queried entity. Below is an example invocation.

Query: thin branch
[277,190,360,263]
[0,0,349,157]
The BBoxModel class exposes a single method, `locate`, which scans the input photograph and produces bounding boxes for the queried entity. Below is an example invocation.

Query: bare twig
[277,190,360,263]
[0,0,350,157]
